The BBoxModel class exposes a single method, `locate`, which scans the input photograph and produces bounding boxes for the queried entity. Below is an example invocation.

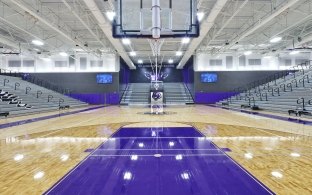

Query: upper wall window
[248,59,261,66]
[209,59,222,66]
[8,60,21,67]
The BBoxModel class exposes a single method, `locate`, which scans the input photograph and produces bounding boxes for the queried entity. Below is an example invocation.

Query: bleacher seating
[217,61,312,118]
[0,74,88,117]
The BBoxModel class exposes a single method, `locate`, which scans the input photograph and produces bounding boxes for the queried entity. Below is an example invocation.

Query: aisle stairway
[120,82,194,105]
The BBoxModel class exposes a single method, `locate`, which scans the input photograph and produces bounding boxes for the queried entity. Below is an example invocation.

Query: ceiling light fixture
[176,51,183,56]
[197,12,205,22]
[182,37,190,44]
[59,52,68,57]
[129,51,136,56]
[122,38,131,45]
[244,51,252,55]
[32,40,44,46]
[168,59,173,64]
[138,59,143,64]
[270,37,282,43]
[106,11,116,21]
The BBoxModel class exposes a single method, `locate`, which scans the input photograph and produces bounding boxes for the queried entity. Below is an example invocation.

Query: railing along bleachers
[217,60,312,118]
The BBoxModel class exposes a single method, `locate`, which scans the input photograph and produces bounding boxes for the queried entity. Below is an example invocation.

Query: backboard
[113,0,199,38]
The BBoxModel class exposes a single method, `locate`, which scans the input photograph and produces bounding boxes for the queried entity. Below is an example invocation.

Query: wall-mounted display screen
[201,73,217,83]
[96,74,112,84]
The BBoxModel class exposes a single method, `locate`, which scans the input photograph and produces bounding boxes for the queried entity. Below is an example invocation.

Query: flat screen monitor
[201,73,217,83]
[96,74,112,84]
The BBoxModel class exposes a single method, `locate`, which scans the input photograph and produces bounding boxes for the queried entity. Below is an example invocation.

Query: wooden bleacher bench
[0,112,9,117]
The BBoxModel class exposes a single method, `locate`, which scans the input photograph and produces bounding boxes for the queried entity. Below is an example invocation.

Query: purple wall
[68,93,120,105]
[195,92,238,104]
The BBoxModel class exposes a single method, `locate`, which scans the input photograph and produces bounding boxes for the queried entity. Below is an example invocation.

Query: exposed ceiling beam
[218,0,300,53]
[177,0,228,69]
[82,0,136,69]
[205,0,249,47]
[10,0,91,53]
[61,0,108,49]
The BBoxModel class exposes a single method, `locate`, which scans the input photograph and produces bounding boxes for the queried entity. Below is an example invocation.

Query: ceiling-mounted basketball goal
[113,0,199,38]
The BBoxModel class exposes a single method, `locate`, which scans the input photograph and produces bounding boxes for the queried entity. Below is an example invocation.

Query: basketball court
[0,0,312,194]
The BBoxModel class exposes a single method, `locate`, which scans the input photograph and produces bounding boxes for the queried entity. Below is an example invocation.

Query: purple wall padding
[195,92,238,104]
[68,93,120,105]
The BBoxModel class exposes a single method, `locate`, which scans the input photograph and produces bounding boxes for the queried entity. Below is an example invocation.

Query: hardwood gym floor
[0,105,311,194]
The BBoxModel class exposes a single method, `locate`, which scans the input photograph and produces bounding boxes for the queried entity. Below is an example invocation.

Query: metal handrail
[3,78,9,86]
[26,87,31,94]
[14,82,20,90]
[297,97,305,110]
[299,75,309,87]
[59,98,64,107]
[48,95,53,102]
[37,90,42,98]
[286,83,293,91]
[291,79,298,87]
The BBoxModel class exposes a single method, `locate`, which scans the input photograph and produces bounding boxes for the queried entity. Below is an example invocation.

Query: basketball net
[148,39,164,87]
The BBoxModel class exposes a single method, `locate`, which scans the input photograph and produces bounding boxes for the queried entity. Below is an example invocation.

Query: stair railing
[286,83,293,92]
[26,87,31,94]
[297,97,305,110]
[48,95,53,102]
[14,82,20,90]
[274,87,280,96]
[299,75,309,87]
[3,78,9,86]
[262,92,268,101]
[59,98,64,107]
[280,83,286,92]
[291,79,298,87]
[248,96,256,107]
[37,90,42,98]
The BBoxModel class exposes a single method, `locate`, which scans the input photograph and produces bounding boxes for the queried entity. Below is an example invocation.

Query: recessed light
[138,59,143,64]
[290,50,299,55]
[59,52,68,57]
[197,12,205,22]
[290,152,300,157]
[168,59,173,64]
[176,51,183,56]
[60,154,69,162]
[271,171,283,178]
[106,11,116,21]
[270,37,282,43]
[123,171,132,180]
[34,171,45,180]
[244,51,252,55]
[122,38,131,45]
[32,40,44,46]
[131,155,138,161]
[182,37,190,44]
[14,154,24,161]
[181,172,189,180]
[244,153,253,159]
[130,51,136,56]
[175,154,183,160]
